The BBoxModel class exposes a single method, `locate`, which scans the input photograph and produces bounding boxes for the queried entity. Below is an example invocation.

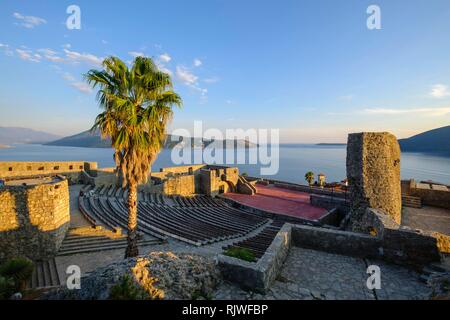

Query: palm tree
[305,171,315,186]
[85,56,182,258]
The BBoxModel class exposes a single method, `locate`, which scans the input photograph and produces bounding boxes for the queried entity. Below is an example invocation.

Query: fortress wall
[292,207,445,268]
[403,180,450,209]
[0,161,98,184]
[158,164,206,175]
[203,167,239,196]
[0,178,70,261]
[162,174,196,196]
[347,132,402,226]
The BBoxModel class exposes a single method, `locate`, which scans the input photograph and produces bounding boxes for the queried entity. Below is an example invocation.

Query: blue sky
[0,0,449,143]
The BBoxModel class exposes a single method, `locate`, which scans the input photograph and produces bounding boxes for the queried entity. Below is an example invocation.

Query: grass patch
[224,247,256,262]
[0,257,34,294]
[109,275,150,300]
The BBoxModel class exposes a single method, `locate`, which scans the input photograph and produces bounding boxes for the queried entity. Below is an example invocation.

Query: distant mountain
[0,127,61,145]
[45,129,258,149]
[46,129,111,148]
[398,126,450,155]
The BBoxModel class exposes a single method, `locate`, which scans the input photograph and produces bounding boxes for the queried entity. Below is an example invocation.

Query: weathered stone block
[0,177,70,261]
[347,132,402,226]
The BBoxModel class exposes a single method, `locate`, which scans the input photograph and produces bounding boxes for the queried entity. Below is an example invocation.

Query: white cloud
[62,44,71,49]
[101,40,108,45]
[429,84,450,99]
[61,72,92,94]
[13,12,47,29]
[176,66,198,85]
[128,51,145,58]
[38,48,65,63]
[62,73,75,82]
[159,53,171,63]
[64,49,103,66]
[15,48,41,62]
[193,58,202,67]
[0,43,13,57]
[38,48,56,56]
[176,65,208,100]
[45,55,65,63]
[363,107,450,117]
[70,82,93,94]
[156,62,173,76]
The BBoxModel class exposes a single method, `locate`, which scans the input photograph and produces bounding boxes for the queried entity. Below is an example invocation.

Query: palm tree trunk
[125,182,139,258]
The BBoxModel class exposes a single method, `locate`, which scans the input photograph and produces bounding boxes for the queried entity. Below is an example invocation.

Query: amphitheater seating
[78,185,269,246]
[223,220,285,261]
[170,195,227,207]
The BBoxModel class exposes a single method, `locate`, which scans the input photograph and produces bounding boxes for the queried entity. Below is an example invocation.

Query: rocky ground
[45,252,221,300]
[45,246,450,300]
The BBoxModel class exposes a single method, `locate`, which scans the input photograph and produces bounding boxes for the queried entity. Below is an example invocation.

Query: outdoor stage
[222,185,328,220]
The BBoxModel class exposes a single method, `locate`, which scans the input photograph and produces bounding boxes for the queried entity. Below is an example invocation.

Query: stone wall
[310,194,350,213]
[0,177,70,261]
[292,208,445,269]
[158,164,206,175]
[149,164,239,196]
[274,182,348,199]
[402,180,450,209]
[162,174,196,196]
[0,161,98,185]
[346,132,402,226]
[202,166,239,197]
[218,223,292,292]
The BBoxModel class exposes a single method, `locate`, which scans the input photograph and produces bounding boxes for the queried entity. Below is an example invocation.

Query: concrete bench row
[78,193,268,246]
[170,195,226,207]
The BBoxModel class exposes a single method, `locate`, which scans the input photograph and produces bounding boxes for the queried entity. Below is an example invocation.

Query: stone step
[402,195,422,208]
[60,238,128,249]
[64,233,121,241]
[57,238,161,256]
[27,259,61,290]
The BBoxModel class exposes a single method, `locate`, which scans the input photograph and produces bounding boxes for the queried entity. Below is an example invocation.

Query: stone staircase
[27,259,61,290]
[402,194,422,208]
[419,255,450,290]
[57,233,163,256]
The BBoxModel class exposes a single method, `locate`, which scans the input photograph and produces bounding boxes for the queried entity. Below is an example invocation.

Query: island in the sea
[398,125,450,155]
[44,129,257,149]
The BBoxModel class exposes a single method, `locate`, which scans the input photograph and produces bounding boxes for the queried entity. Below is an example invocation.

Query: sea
[1,144,450,185]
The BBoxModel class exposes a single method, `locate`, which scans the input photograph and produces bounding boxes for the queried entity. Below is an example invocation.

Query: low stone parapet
[218,223,292,293]
[291,208,445,269]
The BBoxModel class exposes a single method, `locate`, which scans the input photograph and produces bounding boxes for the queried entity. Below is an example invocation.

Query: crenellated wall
[0,161,98,184]
[0,177,70,261]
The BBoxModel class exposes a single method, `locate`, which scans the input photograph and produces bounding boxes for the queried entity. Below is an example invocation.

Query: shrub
[0,257,34,291]
[0,276,15,300]
[224,247,256,262]
[109,275,149,300]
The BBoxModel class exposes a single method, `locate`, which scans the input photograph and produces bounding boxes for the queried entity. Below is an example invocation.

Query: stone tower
[346,132,402,228]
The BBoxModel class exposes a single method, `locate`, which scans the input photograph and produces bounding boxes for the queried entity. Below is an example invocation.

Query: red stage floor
[222,185,328,220]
